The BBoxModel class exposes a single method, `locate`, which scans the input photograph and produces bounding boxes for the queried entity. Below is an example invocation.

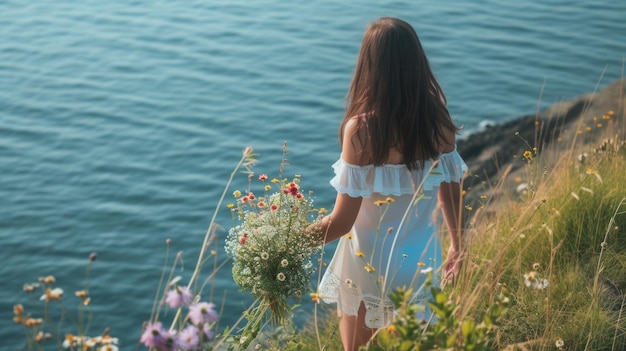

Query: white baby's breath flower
[421,267,433,274]
[40,288,64,302]
[555,338,564,348]
[523,272,536,288]
[523,271,548,290]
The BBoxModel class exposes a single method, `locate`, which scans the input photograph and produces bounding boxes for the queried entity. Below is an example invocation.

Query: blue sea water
[1,0,625,348]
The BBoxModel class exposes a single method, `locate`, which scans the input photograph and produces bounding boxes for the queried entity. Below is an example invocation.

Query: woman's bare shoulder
[342,115,371,165]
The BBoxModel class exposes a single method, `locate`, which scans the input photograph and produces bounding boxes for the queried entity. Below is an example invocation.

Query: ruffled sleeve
[329,146,468,197]
[423,146,468,190]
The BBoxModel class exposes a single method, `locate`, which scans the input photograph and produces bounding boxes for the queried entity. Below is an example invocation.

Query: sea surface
[1,0,625,348]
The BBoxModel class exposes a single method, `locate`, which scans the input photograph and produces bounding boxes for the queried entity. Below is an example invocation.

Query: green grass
[275,126,626,350]
[14,114,626,350]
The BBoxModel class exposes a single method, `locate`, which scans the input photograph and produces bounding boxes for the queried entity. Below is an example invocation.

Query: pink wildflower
[202,323,215,340]
[176,325,200,350]
[165,286,193,308]
[140,321,167,349]
[188,302,218,325]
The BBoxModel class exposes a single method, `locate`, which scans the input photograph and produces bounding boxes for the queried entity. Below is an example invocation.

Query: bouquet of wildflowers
[225,173,323,332]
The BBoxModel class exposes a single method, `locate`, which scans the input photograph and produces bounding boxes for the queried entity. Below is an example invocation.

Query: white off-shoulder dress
[318,147,467,328]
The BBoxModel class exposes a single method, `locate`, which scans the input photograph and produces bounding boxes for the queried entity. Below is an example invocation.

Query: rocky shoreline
[457,78,625,204]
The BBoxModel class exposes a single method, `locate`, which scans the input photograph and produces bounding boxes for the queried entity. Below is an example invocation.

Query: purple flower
[188,302,218,325]
[202,322,215,340]
[140,321,167,349]
[165,286,193,308]
[162,329,177,351]
[176,325,200,350]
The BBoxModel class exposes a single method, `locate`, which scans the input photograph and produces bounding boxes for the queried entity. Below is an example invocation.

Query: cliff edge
[457,78,626,204]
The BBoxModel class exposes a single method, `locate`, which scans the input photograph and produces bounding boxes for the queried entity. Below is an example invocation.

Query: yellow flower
[233,190,241,198]
[271,178,280,183]
[387,325,397,333]
[23,283,38,293]
[597,123,603,128]
[523,150,533,161]
[319,207,328,214]
[418,261,426,267]
[310,292,322,303]
[608,110,615,115]
[355,251,365,257]
[374,199,388,206]
[35,331,44,343]
[39,275,55,284]
[345,233,353,239]
[264,185,271,191]
[226,203,234,209]
[24,318,43,327]
[364,264,376,273]
[40,288,63,302]
[385,197,395,203]
[586,168,598,174]
[465,205,473,211]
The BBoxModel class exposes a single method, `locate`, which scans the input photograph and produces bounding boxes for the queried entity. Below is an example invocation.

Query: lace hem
[329,146,467,197]
[318,270,432,328]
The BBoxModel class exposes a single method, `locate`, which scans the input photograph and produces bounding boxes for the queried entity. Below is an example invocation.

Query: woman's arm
[438,181,463,252]
[310,117,366,244]
[317,193,362,244]
[438,129,464,280]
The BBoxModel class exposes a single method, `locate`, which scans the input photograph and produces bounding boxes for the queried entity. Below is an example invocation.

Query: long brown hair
[340,17,459,170]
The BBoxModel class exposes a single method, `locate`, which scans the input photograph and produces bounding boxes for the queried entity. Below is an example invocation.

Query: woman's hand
[443,244,463,285]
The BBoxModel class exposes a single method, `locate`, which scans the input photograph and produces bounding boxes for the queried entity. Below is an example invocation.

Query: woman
[312,17,467,350]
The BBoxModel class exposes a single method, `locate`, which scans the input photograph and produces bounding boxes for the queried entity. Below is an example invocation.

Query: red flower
[242,196,249,203]
[248,193,256,200]
[271,204,278,211]
[289,187,298,196]
[258,174,268,181]
[282,188,289,194]
[296,193,303,199]
[240,233,248,245]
